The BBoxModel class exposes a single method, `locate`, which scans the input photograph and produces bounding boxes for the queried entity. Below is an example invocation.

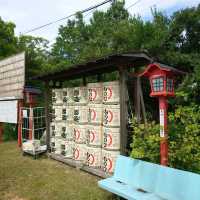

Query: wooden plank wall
[0,52,25,99]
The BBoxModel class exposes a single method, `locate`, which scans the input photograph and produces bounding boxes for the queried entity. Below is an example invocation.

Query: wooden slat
[119,67,128,155]
[44,81,51,150]
[49,153,110,178]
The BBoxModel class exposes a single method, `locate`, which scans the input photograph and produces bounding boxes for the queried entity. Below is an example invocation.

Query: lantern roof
[138,62,186,77]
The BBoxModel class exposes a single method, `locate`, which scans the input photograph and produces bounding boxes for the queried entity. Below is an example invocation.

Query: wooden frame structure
[33,52,152,151]
[32,51,153,175]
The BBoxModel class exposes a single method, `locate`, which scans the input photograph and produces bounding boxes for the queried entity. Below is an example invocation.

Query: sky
[0,0,199,43]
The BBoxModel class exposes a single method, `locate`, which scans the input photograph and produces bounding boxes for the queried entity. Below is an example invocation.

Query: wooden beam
[119,67,128,155]
[136,77,141,123]
[44,81,51,151]
[139,78,147,124]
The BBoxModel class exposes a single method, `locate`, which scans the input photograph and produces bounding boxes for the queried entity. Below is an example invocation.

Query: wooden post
[0,122,3,143]
[44,81,51,151]
[17,100,24,147]
[28,106,33,140]
[135,77,141,123]
[119,67,128,155]
[139,78,147,124]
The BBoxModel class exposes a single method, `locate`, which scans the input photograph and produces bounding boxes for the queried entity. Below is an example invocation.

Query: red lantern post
[139,63,185,166]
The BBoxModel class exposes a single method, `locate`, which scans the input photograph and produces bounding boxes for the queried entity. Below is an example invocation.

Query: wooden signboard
[0,52,25,100]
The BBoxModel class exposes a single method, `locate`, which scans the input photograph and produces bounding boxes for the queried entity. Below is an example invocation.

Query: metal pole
[29,105,33,140]
[159,96,168,166]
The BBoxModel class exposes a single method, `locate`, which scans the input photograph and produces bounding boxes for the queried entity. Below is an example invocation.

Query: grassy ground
[0,142,116,200]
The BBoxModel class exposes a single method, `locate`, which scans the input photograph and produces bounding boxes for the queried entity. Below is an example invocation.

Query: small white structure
[21,107,47,158]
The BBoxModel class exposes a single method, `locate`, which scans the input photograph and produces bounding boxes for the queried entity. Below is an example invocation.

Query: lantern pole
[159,96,168,166]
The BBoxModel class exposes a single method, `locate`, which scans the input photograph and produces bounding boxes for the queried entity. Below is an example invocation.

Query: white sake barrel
[88,104,103,125]
[86,147,102,168]
[61,106,67,121]
[87,125,102,147]
[74,106,88,124]
[87,82,103,103]
[103,127,120,150]
[54,122,62,137]
[52,89,63,105]
[55,138,62,154]
[50,122,56,137]
[52,105,62,121]
[102,150,120,173]
[62,88,74,105]
[62,106,74,122]
[73,125,86,144]
[51,137,55,143]
[50,137,55,150]
[73,87,87,104]
[64,123,74,141]
[103,105,120,127]
[61,140,74,158]
[60,122,67,138]
[73,144,86,161]
[103,81,120,104]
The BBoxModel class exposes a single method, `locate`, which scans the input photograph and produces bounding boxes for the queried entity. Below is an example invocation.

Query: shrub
[3,123,18,141]
[130,105,200,173]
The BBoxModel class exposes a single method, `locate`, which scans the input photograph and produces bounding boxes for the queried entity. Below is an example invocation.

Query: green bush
[168,105,200,173]
[130,105,200,173]
[130,119,160,163]
[3,123,18,141]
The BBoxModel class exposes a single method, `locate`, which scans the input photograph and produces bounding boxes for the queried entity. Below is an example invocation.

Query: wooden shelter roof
[32,52,153,81]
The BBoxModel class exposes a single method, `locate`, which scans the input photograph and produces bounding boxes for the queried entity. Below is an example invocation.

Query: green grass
[0,142,116,200]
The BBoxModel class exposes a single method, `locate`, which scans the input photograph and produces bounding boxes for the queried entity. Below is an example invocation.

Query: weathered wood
[49,153,109,178]
[0,52,25,99]
[44,81,51,151]
[139,78,147,124]
[119,67,128,155]
[32,52,152,82]
[136,77,141,123]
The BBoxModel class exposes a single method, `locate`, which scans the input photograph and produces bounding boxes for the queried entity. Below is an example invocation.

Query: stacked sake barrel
[50,89,63,154]
[86,83,103,168]
[72,87,88,163]
[50,81,121,175]
[102,81,120,174]
[61,88,74,159]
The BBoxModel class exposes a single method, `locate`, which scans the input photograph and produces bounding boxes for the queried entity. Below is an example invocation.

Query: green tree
[0,17,18,58]
[17,35,49,83]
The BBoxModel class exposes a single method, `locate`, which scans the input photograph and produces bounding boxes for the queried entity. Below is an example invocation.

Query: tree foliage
[0,17,18,58]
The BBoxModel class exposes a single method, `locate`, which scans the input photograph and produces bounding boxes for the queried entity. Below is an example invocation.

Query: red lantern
[139,62,185,166]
